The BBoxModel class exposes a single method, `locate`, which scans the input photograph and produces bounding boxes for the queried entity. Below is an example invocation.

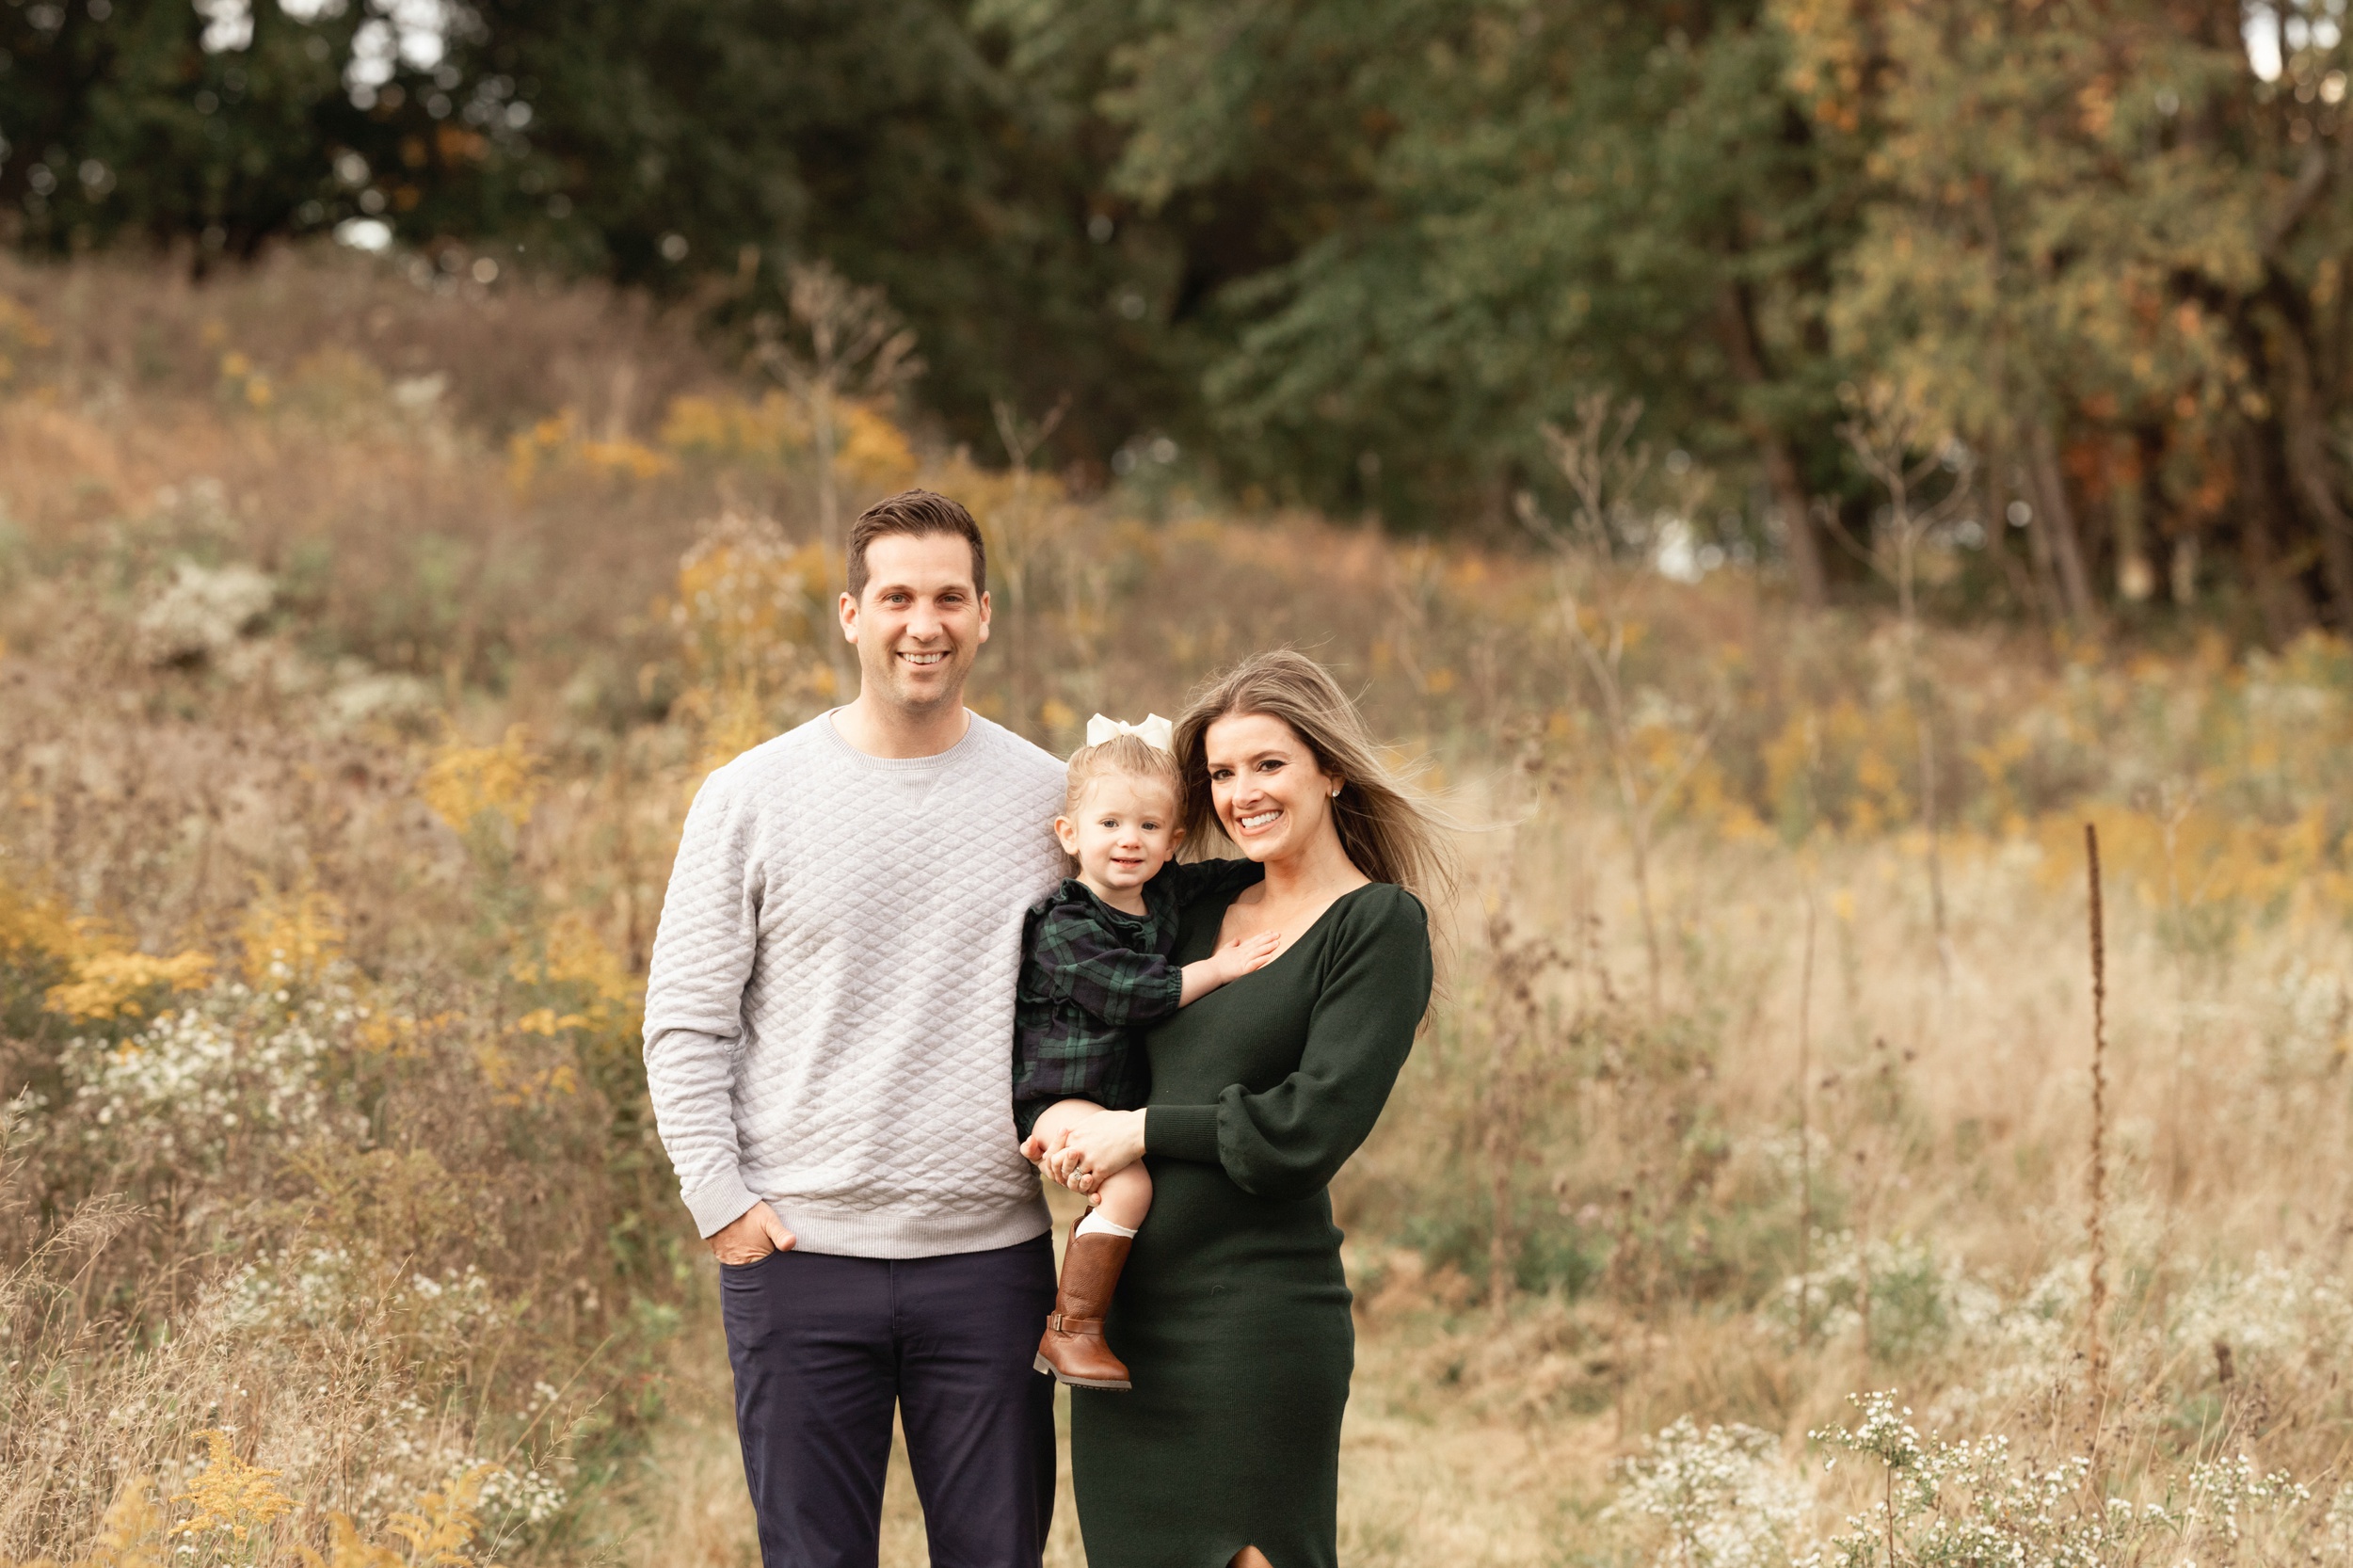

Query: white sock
[1075,1211,1137,1240]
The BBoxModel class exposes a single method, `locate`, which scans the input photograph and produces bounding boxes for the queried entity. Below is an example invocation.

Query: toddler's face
[1056,772,1184,895]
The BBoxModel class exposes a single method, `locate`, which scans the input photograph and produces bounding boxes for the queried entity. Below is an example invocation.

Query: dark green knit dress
[1070,881,1432,1568]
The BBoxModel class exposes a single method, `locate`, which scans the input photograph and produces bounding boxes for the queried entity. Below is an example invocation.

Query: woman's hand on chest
[1214,879,1364,963]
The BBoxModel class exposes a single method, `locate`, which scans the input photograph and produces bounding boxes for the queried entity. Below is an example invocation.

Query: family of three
[643,489,1448,1567]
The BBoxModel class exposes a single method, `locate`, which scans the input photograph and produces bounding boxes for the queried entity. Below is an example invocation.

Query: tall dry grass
[3,248,2352,1563]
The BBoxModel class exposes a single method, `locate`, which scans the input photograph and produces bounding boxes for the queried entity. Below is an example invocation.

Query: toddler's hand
[1023,1127,1073,1174]
[1213,927,1284,983]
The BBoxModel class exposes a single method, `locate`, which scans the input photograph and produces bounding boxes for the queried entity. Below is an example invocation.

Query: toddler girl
[1013,717,1279,1389]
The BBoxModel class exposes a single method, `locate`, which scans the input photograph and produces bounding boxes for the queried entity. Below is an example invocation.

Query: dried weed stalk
[2085,822,2112,1416]
[1520,392,1721,1015]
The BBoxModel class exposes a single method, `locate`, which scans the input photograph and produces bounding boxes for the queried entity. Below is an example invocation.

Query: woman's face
[1204,711,1341,864]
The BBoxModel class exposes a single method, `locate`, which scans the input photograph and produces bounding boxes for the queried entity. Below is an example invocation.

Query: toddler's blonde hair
[1064,732,1183,817]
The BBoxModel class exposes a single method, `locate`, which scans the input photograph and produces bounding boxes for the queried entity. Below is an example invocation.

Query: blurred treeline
[11,0,2353,631]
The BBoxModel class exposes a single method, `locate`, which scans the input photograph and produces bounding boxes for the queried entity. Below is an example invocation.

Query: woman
[1048,649,1450,1568]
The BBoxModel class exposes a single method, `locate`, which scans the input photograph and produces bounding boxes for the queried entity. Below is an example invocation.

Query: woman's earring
[1330,785,1341,798]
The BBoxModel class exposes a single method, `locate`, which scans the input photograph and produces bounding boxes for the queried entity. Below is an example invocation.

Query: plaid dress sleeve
[1031,902,1185,1028]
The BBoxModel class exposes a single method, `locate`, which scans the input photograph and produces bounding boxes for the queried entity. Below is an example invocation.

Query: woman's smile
[1206,711,1339,861]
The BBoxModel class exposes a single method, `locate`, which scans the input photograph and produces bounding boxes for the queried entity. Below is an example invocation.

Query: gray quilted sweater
[642,710,1069,1256]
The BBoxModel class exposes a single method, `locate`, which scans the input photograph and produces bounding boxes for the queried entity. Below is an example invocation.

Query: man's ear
[838,590,859,644]
[975,589,992,644]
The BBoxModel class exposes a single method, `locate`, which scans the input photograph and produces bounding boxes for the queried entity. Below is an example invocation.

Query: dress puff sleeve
[1147,884,1432,1202]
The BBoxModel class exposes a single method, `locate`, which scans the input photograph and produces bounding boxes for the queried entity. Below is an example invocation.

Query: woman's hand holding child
[1046,1109,1148,1194]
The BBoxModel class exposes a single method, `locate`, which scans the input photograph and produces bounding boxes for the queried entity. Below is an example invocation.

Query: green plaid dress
[1011,858,1263,1140]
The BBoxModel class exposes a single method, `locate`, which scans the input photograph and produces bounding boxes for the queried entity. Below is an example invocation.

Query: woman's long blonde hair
[1172,649,1456,906]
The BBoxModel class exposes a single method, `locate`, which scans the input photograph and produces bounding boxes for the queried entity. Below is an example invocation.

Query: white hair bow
[1087,712,1175,752]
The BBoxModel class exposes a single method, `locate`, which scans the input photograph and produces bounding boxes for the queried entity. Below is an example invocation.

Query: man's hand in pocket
[711,1200,796,1265]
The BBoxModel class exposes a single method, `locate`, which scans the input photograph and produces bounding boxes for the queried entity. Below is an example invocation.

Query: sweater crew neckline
[819,707,985,771]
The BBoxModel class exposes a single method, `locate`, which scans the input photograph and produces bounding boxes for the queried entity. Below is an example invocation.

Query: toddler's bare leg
[1090,1160,1151,1232]
[1028,1098,1107,1174]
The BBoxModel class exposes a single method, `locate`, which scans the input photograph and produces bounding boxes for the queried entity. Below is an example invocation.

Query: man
[643,489,1069,1566]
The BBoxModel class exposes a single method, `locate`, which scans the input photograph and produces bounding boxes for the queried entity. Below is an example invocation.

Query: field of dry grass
[5,249,2353,1565]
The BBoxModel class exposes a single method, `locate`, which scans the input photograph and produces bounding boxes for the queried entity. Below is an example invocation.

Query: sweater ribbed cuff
[684,1166,762,1240]
[1145,1104,1222,1163]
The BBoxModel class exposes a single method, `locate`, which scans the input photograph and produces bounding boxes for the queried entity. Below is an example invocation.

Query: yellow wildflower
[41,948,214,1022]
[420,726,543,832]
[171,1431,295,1542]
[239,885,345,988]
[386,1464,493,1564]
[294,1513,404,1568]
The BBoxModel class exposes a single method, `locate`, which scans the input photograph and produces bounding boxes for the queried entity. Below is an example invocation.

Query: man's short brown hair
[847,489,987,601]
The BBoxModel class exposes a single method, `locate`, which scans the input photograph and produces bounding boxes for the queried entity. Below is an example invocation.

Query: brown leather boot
[1033,1229,1134,1390]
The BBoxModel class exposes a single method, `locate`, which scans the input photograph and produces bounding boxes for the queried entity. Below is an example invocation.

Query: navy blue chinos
[719,1234,1059,1568]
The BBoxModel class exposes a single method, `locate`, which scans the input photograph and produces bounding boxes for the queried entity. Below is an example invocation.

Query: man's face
[839,532,990,716]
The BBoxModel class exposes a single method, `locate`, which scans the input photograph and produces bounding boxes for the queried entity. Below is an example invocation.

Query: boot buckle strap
[1048,1313,1105,1337]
